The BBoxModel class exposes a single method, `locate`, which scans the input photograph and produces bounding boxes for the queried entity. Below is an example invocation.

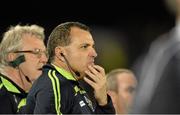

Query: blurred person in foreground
[131,0,180,113]
[24,22,115,114]
[0,24,48,113]
[107,69,137,114]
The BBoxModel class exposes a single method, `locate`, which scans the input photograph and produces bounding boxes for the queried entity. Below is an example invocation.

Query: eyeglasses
[14,48,48,58]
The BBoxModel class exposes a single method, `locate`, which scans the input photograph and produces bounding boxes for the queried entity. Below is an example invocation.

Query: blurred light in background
[91,26,128,73]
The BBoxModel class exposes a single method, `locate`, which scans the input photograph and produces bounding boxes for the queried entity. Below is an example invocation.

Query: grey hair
[0,24,45,67]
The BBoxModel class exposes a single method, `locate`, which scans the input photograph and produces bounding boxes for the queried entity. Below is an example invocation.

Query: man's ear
[107,90,117,102]
[7,52,17,62]
[107,90,116,96]
[55,46,65,61]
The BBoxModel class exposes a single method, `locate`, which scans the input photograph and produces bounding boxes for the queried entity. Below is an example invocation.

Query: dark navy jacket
[24,64,115,114]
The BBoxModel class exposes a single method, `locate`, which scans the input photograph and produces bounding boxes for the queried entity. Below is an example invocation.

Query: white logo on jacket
[79,100,86,107]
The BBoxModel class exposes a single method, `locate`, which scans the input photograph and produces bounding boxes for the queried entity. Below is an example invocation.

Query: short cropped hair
[47,22,90,62]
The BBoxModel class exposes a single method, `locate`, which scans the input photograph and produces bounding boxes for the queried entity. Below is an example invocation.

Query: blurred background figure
[131,0,180,113]
[106,69,137,114]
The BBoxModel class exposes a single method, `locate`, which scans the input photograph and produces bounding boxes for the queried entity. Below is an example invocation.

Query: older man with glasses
[0,24,48,114]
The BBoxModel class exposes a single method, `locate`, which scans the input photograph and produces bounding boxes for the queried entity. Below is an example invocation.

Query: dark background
[0,0,175,72]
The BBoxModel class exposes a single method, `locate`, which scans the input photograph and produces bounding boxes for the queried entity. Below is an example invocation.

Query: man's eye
[33,51,40,55]
[128,87,135,94]
[81,45,88,49]
[33,49,41,54]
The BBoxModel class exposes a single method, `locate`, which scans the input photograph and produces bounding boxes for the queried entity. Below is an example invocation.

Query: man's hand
[84,65,107,106]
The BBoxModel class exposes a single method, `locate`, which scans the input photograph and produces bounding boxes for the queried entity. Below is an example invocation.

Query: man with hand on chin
[24,22,115,114]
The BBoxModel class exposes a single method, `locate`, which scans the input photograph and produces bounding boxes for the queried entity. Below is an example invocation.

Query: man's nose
[90,48,97,58]
[40,53,48,64]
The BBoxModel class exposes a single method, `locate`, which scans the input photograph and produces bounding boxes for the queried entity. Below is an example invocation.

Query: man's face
[116,73,137,109]
[63,27,97,75]
[19,34,48,82]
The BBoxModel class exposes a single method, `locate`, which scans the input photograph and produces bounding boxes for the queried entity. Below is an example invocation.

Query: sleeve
[94,94,115,114]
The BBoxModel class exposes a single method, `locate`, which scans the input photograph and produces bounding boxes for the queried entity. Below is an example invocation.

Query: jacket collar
[44,64,77,81]
[0,73,27,94]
